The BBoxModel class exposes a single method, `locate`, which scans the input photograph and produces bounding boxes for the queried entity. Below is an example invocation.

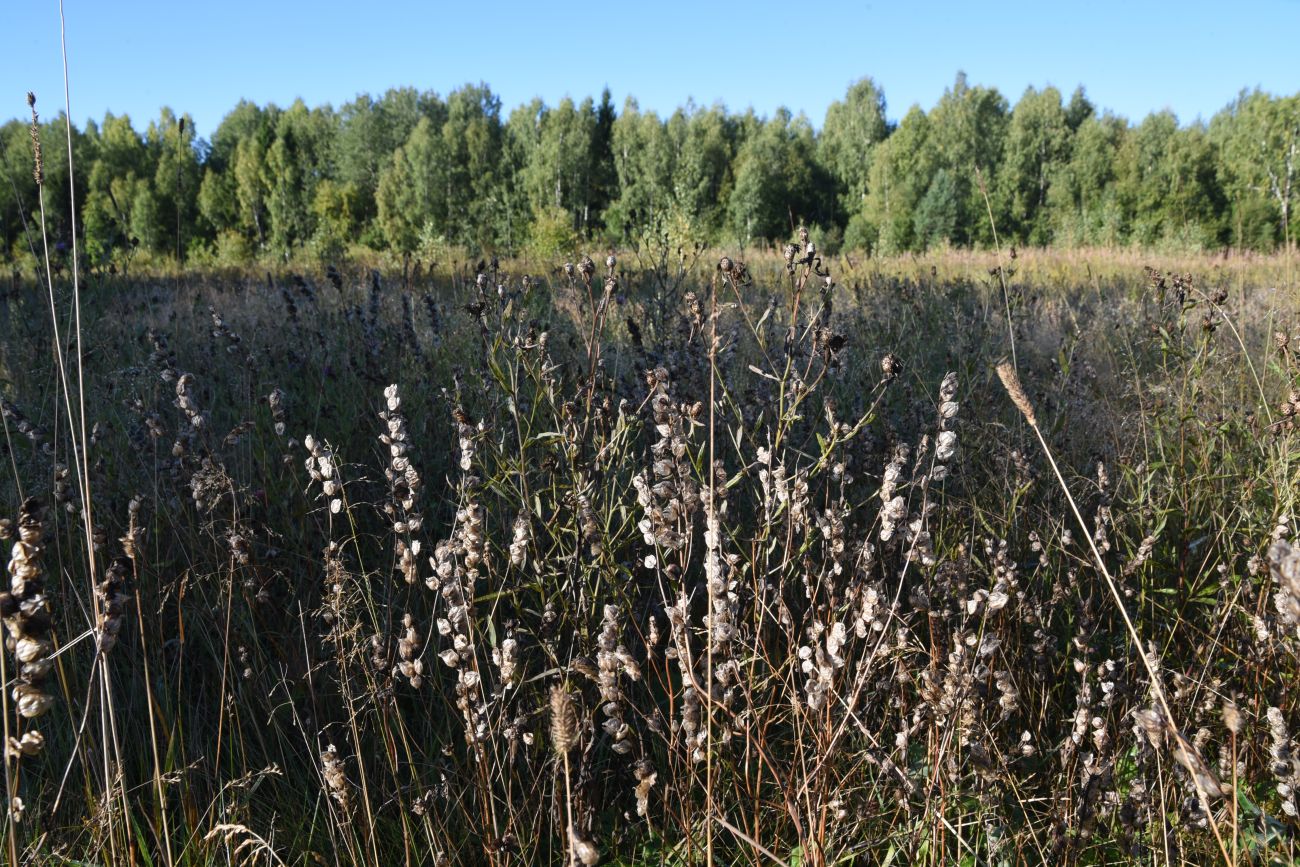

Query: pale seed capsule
[1223,701,1244,735]
[570,831,599,866]
[6,730,43,757]
[13,636,51,664]
[13,685,53,718]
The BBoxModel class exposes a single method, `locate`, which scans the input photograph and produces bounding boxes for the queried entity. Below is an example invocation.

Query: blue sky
[4,1,1297,139]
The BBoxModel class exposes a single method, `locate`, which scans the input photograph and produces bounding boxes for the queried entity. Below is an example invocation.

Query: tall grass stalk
[997,360,1233,865]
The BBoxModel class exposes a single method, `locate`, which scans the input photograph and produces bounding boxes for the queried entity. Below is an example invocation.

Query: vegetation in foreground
[0,235,1298,866]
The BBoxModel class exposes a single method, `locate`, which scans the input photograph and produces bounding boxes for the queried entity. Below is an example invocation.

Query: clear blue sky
[4,1,1297,140]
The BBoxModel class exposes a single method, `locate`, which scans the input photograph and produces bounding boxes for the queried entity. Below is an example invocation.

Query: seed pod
[13,684,53,719]
[569,829,599,866]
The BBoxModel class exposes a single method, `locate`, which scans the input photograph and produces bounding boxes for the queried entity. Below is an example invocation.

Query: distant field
[0,243,1298,865]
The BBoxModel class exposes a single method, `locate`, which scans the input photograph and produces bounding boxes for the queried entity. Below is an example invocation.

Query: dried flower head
[549,684,579,755]
[996,361,1038,427]
[28,95,43,186]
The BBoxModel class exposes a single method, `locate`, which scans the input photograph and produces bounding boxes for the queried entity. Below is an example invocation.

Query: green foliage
[605,99,674,241]
[819,77,888,219]
[1049,113,1126,246]
[1214,90,1300,249]
[265,101,334,256]
[862,105,936,254]
[523,96,600,236]
[927,72,1009,246]
[523,203,579,260]
[309,178,360,261]
[996,86,1071,245]
[2,76,1300,271]
[376,116,449,254]
[728,108,825,245]
[441,83,507,250]
[914,167,960,249]
[333,88,445,219]
[147,108,201,260]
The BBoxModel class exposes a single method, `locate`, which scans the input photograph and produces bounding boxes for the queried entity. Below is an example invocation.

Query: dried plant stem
[997,361,1232,865]
[1230,728,1239,864]
[134,585,176,867]
[712,814,792,867]
[58,1,103,693]
[562,752,576,867]
[551,684,579,867]
[34,60,119,850]
[706,272,718,867]
[29,120,90,565]
[1197,287,1273,427]
[0,640,17,865]
[976,167,1017,371]
[59,0,93,538]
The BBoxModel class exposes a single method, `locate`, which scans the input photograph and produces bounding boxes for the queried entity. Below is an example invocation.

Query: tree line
[2,73,1298,268]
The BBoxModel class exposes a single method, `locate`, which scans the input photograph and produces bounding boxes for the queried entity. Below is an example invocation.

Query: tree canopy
[3,74,1298,267]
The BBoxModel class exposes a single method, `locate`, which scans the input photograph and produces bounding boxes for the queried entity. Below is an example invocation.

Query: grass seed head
[549,683,579,755]
[996,361,1037,427]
